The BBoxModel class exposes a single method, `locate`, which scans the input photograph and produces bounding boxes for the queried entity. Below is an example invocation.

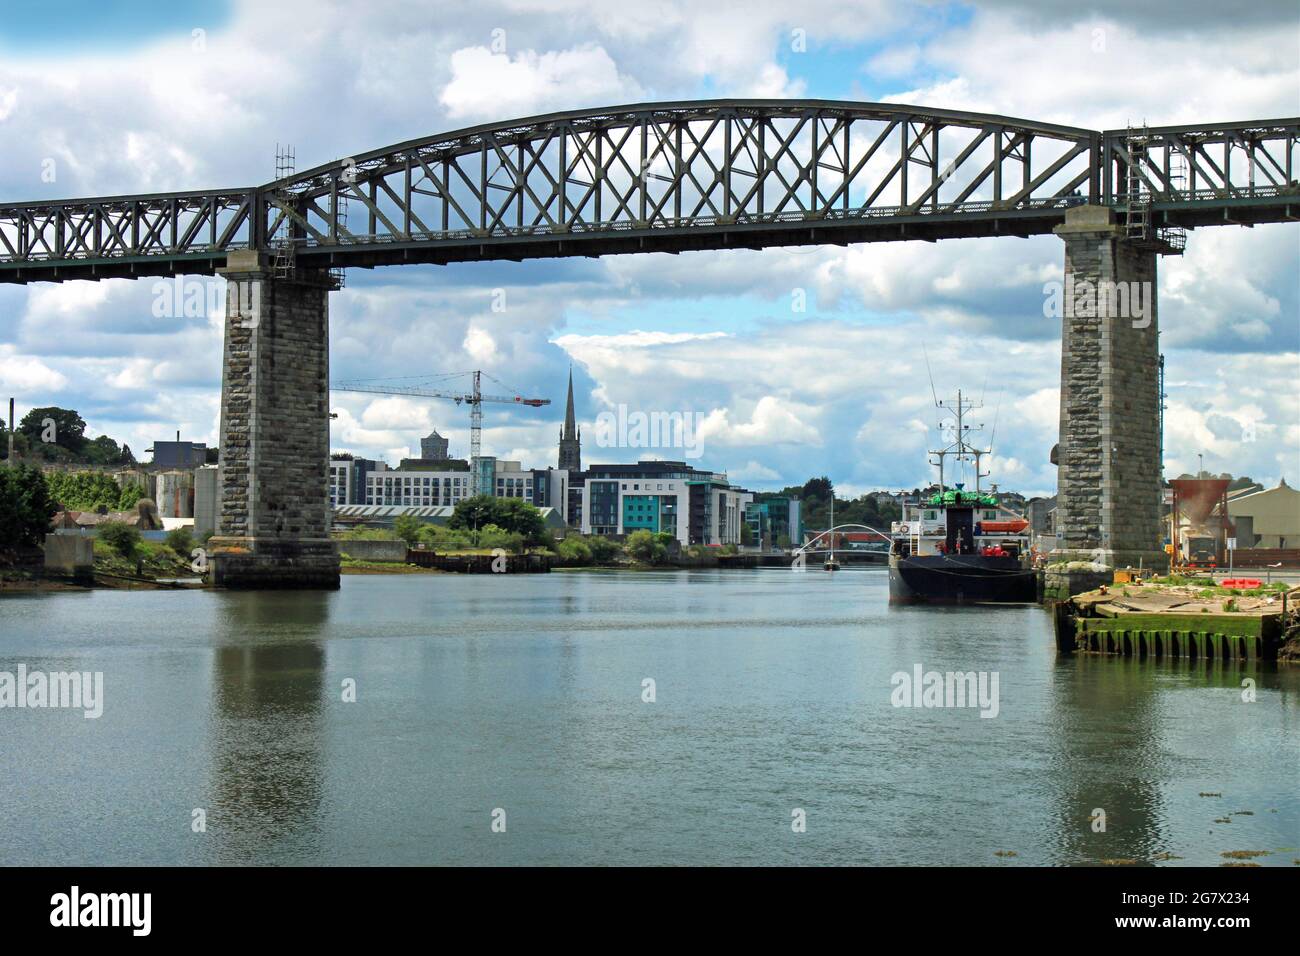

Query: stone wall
[1053,206,1166,570]
[337,539,409,562]
[208,252,340,588]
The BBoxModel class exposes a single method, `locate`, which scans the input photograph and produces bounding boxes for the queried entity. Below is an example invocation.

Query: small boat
[888,390,1038,604]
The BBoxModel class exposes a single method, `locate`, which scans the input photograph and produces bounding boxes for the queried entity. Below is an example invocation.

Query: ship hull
[888,553,1038,604]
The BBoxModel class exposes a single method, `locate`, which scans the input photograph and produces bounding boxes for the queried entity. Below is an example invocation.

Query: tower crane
[331,370,550,461]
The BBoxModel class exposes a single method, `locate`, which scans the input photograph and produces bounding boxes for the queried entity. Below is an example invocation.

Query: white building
[366,468,474,507]
[579,461,752,546]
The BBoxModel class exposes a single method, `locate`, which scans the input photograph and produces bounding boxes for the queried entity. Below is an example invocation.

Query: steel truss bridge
[1,99,1297,284]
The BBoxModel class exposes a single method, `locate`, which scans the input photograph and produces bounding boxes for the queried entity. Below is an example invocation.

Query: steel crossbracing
[2,100,1296,283]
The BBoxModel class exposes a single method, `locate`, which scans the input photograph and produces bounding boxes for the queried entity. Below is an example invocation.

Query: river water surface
[1,568,1296,865]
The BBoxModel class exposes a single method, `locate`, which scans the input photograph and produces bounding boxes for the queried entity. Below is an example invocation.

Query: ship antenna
[921,342,940,409]
[982,388,1003,491]
[987,388,1003,459]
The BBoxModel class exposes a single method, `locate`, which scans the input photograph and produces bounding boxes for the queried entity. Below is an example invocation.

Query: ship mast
[928,389,991,494]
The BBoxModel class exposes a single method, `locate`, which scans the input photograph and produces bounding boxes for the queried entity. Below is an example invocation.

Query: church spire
[562,367,577,440]
[558,366,582,473]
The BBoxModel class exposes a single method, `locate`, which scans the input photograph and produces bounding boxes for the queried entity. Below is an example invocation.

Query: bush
[0,464,57,552]
[416,524,477,551]
[478,523,525,554]
[339,526,399,540]
[118,482,147,510]
[165,527,195,557]
[98,520,142,559]
[586,535,622,563]
[555,536,592,566]
[43,470,126,512]
[624,528,676,564]
[392,514,425,547]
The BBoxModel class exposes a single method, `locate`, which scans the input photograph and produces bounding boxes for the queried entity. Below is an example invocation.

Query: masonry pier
[208,251,340,589]
[1051,205,1170,576]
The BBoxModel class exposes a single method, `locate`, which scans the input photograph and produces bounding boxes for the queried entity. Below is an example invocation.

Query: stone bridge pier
[1052,205,1169,572]
[208,250,340,588]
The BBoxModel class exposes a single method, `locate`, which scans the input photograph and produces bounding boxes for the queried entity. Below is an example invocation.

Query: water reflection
[1047,654,1294,866]
[1046,655,1173,864]
[208,592,331,864]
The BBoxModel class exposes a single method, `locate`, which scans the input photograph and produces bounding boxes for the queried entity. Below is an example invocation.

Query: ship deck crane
[331,370,550,460]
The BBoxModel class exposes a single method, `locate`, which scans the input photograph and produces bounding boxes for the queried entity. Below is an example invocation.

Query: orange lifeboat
[980,519,1029,534]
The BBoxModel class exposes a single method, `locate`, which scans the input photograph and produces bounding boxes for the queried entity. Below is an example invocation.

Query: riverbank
[1054,577,1299,662]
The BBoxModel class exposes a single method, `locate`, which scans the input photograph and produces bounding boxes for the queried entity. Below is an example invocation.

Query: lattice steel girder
[2,100,1297,284]
[1101,120,1300,201]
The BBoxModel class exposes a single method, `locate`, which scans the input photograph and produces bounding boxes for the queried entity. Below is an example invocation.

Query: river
[1,568,1296,866]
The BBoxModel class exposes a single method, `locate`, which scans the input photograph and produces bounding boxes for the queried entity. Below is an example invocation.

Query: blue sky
[0,1,232,51]
[0,0,1296,497]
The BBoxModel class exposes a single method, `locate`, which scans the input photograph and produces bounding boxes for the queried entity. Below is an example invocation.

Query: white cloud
[440,44,641,120]
[0,346,69,392]
[463,324,500,364]
[698,396,822,447]
[729,460,782,481]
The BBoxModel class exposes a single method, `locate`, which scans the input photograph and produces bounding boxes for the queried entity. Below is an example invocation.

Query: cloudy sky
[0,0,1296,496]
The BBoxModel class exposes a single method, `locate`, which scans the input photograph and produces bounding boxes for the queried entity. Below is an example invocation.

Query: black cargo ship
[887,391,1039,604]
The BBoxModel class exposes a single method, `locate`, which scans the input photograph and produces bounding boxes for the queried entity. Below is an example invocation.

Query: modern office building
[328,455,387,506]
[365,467,474,507]
[580,460,751,546]
[487,459,532,500]
[744,496,802,548]
[530,468,570,513]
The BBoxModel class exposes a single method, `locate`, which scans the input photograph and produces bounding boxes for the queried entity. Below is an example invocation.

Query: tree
[44,471,126,512]
[19,407,87,454]
[165,527,194,557]
[478,523,525,554]
[83,435,123,466]
[586,535,622,563]
[801,476,833,503]
[625,529,673,564]
[555,536,592,566]
[0,465,57,552]
[448,495,546,541]
[97,520,141,560]
[392,514,424,547]
[118,482,147,510]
